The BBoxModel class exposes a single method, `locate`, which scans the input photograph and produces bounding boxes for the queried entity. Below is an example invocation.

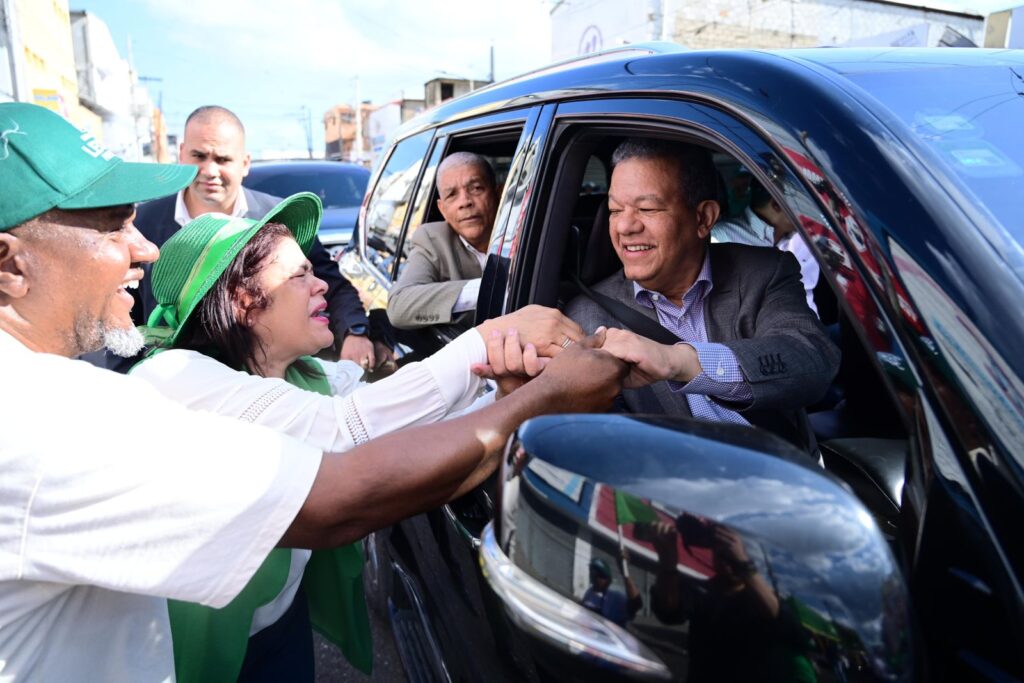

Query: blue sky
[73,0,1015,157]
[74,0,552,157]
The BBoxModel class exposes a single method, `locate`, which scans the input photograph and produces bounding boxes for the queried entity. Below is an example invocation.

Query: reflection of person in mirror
[649,518,816,683]
[581,553,642,627]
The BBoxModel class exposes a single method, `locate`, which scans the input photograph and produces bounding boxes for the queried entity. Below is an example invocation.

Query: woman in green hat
[131,192,582,682]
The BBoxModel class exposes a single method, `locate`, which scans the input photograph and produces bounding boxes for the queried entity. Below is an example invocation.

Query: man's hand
[471,328,547,398]
[713,526,750,564]
[340,333,376,371]
[651,521,680,568]
[527,331,626,413]
[477,305,584,358]
[372,340,397,376]
[599,327,702,388]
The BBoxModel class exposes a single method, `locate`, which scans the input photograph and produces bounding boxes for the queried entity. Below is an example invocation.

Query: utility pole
[299,105,313,159]
[138,75,163,113]
[489,42,495,83]
[126,36,143,160]
[1,0,26,101]
[138,76,164,161]
[353,76,363,164]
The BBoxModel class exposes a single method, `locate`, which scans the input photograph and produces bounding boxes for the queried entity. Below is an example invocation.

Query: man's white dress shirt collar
[174,187,250,226]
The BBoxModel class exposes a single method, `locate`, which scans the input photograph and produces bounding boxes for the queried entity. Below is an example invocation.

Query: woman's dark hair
[174,222,319,378]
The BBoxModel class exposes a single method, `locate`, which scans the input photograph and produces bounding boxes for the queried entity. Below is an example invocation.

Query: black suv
[340,45,1024,682]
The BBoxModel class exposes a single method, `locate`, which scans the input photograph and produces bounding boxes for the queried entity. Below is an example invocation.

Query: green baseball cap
[0,102,197,231]
[146,192,322,347]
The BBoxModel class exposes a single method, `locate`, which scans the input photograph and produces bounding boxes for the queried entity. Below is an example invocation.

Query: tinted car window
[849,65,1024,242]
[246,167,369,209]
[363,130,433,259]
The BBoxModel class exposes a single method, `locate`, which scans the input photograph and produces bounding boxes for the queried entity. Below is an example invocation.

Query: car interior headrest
[581,200,621,286]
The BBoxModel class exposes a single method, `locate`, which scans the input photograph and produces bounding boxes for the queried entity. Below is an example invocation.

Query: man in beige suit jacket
[388,152,498,331]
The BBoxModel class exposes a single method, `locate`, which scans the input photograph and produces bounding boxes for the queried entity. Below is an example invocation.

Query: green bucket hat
[0,102,197,231]
[146,192,322,347]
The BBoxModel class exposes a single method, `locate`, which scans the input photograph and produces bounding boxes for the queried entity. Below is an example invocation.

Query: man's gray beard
[71,314,146,358]
[102,325,146,358]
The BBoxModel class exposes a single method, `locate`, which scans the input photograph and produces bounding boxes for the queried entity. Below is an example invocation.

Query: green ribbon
[175,219,253,327]
[168,359,373,682]
[146,217,253,340]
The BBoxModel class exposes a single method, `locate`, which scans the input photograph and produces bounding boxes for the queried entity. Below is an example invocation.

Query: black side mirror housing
[482,414,912,682]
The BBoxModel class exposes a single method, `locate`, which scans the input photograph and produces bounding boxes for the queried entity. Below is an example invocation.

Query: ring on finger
[561,337,573,349]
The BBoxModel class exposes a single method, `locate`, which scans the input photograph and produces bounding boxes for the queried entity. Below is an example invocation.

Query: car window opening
[542,126,910,539]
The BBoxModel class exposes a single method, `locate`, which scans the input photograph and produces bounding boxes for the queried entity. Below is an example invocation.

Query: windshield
[246,167,369,209]
[848,64,1024,248]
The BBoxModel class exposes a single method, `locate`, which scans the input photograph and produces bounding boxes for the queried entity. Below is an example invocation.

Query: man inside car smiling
[567,137,839,451]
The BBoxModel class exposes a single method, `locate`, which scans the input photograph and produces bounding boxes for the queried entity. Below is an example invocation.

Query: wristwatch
[345,323,369,338]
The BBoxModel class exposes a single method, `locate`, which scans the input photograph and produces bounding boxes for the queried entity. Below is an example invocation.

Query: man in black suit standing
[91,105,390,372]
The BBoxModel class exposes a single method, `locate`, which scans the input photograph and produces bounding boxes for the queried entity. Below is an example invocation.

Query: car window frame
[357,129,437,289]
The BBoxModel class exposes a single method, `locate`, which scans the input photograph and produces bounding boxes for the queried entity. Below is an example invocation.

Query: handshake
[471,305,702,413]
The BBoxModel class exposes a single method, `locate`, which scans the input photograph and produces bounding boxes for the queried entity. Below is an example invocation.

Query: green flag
[614,490,659,526]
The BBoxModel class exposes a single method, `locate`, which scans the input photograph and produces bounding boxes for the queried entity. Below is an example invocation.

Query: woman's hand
[476,305,583,358]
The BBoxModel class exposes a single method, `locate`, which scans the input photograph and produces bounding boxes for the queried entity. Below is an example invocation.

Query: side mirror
[367,234,391,254]
[481,414,912,682]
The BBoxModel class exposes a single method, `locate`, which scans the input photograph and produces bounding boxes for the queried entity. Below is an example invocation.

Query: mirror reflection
[498,434,910,683]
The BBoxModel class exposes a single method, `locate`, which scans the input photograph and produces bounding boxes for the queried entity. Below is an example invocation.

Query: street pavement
[314,604,407,682]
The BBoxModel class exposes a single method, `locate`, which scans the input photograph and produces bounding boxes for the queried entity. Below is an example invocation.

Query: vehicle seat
[560,194,621,307]
[579,201,621,286]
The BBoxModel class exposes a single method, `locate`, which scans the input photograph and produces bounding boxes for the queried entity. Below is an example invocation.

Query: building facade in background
[367,98,424,161]
[551,0,985,58]
[0,0,166,160]
[325,96,428,165]
[984,4,1024,47]
[71,10,168,162]
[7,0,101,134]
[1,0,20,102]
[423,76,492,108]
[323,102,376,162]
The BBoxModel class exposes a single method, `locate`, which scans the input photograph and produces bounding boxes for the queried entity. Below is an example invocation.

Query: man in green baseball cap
[0,103,626,681]
[0,102,196,358]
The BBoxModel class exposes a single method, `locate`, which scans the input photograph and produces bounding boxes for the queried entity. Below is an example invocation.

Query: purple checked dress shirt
[633,250,753,425]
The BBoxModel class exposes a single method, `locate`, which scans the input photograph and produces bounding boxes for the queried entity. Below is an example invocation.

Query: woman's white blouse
[131,329,490,453]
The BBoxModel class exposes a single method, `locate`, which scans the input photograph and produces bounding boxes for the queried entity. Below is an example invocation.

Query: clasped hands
[472,305,703,396]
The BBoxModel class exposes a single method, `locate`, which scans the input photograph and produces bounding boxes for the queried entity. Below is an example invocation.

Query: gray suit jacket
[565,242,839,450]
[388,221,484,330]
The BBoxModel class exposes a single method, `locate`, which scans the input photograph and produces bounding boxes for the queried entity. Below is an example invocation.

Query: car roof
[387,44,1024,460]
[247,160,369,174]
[394,46,1024,140]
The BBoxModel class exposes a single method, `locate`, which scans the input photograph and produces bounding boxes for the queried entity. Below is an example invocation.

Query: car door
[355,106,560,683]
